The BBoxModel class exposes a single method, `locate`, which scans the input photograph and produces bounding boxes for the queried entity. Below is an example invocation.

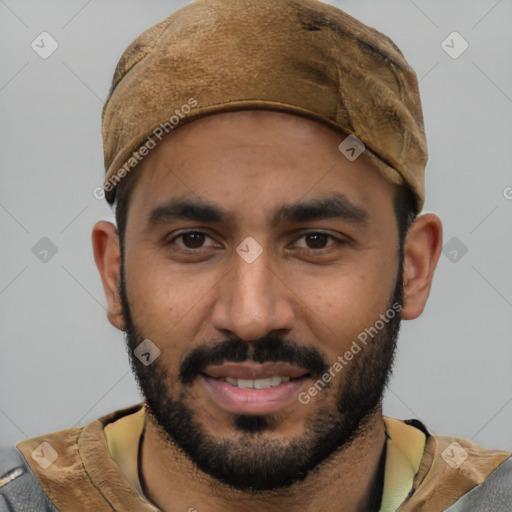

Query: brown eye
[165,230,221,256]
[304,233,329,249]
[181,232,207,248]
[293,231,344,252]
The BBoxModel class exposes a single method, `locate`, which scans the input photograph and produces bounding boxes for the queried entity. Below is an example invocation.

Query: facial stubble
[120,259,403,492]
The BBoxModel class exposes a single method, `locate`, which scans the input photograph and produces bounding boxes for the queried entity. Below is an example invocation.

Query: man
[1,0,510,510]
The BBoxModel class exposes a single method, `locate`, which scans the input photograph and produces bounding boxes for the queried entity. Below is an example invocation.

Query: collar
[103,406,426,511]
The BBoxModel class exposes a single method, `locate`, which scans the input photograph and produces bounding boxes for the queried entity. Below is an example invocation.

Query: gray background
[1,0,511,451]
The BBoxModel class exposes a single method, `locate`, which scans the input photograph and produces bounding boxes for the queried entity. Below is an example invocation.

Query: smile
[224,376,291,389]
[200,362,311,414]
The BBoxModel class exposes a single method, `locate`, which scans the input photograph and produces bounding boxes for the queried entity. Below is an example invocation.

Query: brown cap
[102,0,427,212]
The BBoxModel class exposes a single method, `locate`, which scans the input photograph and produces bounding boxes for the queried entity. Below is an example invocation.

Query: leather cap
[102,0,427,212]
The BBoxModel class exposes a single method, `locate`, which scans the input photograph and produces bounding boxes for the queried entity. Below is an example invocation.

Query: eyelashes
[165,229,347,254]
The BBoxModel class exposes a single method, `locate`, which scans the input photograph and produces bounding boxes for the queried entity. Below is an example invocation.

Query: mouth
[200,362,311,415]
[224,375,293,389]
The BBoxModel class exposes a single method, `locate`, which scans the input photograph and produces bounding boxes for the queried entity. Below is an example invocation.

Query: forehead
[119,110,396,225]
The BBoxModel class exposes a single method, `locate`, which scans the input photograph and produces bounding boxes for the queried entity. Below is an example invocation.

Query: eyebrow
[147,197,226,228]
[146,193,369,230]
[275,194,368,226]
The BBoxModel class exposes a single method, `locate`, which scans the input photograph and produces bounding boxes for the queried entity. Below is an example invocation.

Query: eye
[169,231,218,250]
[294,232,341,250]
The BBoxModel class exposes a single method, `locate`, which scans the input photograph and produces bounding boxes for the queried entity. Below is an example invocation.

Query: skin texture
[92,110,443,512]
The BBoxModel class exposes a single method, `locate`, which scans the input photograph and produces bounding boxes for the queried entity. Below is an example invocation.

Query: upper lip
[202,362,310,380]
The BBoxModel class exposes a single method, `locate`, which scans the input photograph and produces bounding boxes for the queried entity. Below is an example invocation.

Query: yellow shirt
[103,405,426,512]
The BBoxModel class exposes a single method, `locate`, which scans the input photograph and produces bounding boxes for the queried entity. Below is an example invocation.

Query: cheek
[288,254,397,357]
[125,251,220,340]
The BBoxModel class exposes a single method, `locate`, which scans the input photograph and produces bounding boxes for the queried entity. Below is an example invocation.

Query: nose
[211,248,295,342]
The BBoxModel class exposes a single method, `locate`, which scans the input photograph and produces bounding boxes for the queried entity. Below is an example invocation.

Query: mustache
[179,337,330,385]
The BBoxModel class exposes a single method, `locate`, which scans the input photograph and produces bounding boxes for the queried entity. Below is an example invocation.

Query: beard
[120,260,403,492]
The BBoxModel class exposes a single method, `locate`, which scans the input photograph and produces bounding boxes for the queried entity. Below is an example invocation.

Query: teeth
[254,378,271,389]
[224,376,291,389]
[237,379,253,389]
[270,376,283,387]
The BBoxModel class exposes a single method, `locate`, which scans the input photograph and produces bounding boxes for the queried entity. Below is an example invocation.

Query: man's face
[119,111,403,491]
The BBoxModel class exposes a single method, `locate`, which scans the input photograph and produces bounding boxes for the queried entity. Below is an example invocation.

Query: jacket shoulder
[0,447,58,512]
[444,455,512,511]
[403,429,512,512]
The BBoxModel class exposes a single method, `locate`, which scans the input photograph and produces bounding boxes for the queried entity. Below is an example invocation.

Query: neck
[139,410,387,512]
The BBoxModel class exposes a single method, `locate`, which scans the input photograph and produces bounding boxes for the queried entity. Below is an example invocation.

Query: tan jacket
[2,404,511,511]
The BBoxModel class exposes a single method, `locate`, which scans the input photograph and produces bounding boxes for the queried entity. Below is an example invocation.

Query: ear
[92,221,125,331]
[401,213,443,320]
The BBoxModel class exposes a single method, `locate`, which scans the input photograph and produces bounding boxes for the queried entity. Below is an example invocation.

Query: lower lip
[200,375,308,415]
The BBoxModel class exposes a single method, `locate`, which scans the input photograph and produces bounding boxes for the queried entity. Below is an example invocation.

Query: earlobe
[91,221,125,331]
[401,213,443,320]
